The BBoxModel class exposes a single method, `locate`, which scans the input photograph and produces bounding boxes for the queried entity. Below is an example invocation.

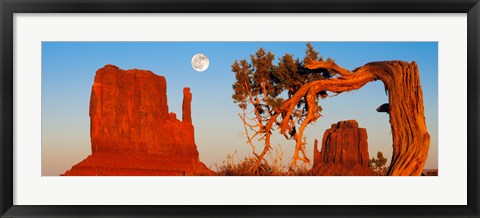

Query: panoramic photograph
[41,42,438,176]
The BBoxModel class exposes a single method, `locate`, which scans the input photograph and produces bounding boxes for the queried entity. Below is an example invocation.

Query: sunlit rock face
[311,120,372,176]
[62,65,214,176]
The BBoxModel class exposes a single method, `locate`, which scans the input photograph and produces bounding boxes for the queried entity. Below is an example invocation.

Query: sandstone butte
[310,120,373,176]
[62,64,215,176]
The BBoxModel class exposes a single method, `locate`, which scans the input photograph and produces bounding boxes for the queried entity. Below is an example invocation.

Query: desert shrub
[215,153,277,176]
[215,146,314,176]
[369,151,388,176]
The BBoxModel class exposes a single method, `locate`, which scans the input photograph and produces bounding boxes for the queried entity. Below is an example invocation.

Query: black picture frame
[1,0,479,217]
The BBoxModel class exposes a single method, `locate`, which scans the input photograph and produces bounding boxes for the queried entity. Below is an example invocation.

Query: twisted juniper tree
[232,43,430,176]
[231,43,336,171]
[274,60,430,176]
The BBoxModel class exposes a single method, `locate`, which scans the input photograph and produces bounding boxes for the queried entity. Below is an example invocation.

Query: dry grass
[214,146,315,176]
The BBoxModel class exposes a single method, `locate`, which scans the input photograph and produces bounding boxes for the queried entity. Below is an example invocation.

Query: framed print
[1,0,479,217]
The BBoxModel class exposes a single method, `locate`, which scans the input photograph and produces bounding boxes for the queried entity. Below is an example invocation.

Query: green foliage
[369,151,388,176]
[231,43,335,139]
[303,42,321,64]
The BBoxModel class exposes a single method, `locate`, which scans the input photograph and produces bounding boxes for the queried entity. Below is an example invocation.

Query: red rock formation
[310,120,372,176]
[182,87,192,123]
[62,65,214,176]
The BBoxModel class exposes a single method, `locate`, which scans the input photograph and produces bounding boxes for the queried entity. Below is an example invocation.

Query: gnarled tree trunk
[262,60,430,176]
[373,61,430,176]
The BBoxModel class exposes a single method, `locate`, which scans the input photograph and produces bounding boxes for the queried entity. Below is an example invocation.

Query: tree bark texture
[268,60,430,176]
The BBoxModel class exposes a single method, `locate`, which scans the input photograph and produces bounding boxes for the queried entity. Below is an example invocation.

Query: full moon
[191,53,209,72]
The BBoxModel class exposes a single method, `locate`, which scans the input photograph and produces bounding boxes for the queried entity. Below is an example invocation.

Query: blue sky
[42,42,438,176]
